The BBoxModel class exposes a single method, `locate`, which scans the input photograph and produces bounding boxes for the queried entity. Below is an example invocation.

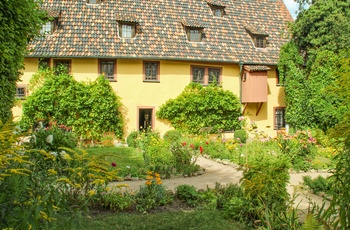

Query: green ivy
[20,70,124,140]
[156,83,241,134]
[0,0,45,124]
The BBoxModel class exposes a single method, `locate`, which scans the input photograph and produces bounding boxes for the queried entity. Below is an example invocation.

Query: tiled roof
[41,7,61,18]
[244,65,271,72]
[244,24,269,36]
[28,0,293,65]
[205,0,225,7]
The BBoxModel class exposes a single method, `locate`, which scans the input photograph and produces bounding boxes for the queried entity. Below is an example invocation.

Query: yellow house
[15,0,293,138]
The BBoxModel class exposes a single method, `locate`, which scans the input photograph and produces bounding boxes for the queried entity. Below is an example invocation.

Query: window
[99,60,115,81]
[211,6,225,17]
[54,60,71,75]
[38,58,50,69]
[15,86,27,99]
[256,36,265,48]
[40,21,55,35]
[138,108,154,131]
[187,28,203,42]
[144,62,159,81]
[119,23,136,38]
[191,66,221,85]
[87,0,100,3]
[274,107,286,130]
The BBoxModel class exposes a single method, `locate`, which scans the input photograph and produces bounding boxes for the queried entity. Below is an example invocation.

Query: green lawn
[79,209,250,230]
[84,146,147,178]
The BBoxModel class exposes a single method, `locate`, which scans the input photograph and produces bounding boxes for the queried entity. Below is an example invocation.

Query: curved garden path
[110,156,331,210]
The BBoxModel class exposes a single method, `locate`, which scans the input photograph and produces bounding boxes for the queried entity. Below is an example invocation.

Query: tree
[278,0,350,131]
[156,83,242,134]
[0,0,44,124]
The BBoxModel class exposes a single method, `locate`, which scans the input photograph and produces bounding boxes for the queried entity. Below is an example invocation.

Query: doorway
[138,108,153,131]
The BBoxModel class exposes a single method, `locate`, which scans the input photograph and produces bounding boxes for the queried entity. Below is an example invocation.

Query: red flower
[190,144,194,149]
[111,162,117,167]
[199,146,203,154]
[182,142,187,146]
[205,142,209,145]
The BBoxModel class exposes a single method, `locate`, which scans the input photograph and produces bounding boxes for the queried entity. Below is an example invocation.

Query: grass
[84,146,146,178]
[78,209,250,230]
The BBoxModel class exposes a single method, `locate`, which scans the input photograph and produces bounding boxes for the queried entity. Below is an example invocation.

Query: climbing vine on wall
[20,70,124,140]
[156,83,241,134]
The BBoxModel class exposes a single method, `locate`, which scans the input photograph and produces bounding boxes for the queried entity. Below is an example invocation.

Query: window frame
[99,59,116,81]
[211,6,225,17]
[254,36,267,48]
[118,22,136,38]
[276,68,284,86]
[15,85,27,100]
[143,61,160,82]
[54,59,72,75]
[191,66,222,85]
[274,107,286,130]
[38,58,51,69]
[186,27,203,42]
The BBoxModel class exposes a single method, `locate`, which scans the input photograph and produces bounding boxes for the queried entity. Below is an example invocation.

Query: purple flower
[111,162,117,167]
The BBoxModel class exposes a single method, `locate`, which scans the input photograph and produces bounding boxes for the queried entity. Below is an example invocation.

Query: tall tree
[278,0,350,131]
[0,0,44,124]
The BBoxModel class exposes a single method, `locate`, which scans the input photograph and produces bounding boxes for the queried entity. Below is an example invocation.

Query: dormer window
[182,20,204,42]
[212,7,224,17]
[40,8,61,35]
[256,36,266,48]
[87,0,101,3]
[188,28,202,42]
[119,23,136,38]
[244,25,269,49]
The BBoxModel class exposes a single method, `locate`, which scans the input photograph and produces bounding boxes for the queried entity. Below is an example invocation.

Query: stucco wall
[14,58,284,139]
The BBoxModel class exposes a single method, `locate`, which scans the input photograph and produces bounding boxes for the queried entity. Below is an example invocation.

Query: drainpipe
[238,60,244,104]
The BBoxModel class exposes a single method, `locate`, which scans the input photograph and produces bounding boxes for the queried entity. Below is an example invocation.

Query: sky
[283,0,299,19]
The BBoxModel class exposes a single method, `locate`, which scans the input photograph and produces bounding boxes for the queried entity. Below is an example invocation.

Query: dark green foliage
[0,0,44,124]
[20,71,124,140]
[126,131,139,148]
[156,83,241,134]
[302,175,331,195]
[234,130,247,143]
[163,130,182,143]
[175,184,199,207]
[278,0,350,131]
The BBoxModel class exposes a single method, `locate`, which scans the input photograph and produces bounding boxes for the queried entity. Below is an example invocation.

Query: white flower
[60,150,66,156]
[50,151,58,157]
[240,154,244,157]
[46,135,53,144]
[126,166,131,169]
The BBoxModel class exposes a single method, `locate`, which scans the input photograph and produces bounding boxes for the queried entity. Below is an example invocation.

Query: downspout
[238,60,245,106]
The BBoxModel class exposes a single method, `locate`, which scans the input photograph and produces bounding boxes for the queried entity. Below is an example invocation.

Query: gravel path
[110,156,331,209]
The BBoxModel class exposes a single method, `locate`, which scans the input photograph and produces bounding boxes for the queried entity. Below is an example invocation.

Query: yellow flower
[88,190,96,196]
[48,169,57,175]
[154,173,160,178]
[145,181,152,185]
[156,181,162,185]
[146,175,153,180]
[147,171,153,175]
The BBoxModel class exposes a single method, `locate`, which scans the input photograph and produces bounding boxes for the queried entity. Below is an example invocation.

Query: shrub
[175,184,199,207]
[234,130,247,143]
[126,131,138,148]
[27,123,77,152]
[163,130,182,143]
[302,175,332,195]
[136,172,172,212]
[157,83,241,134]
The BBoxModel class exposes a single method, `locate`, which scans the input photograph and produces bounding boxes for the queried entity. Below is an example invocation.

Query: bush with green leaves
[175,184,199,207]
[157,83,241,134]
[277,130,319,171]
[302,175,332,195]
[163,130,182,143]
[240,153,290,228]
[126,131,138,148]
[136,172,172,212]
[20,70,124,141]
[234,130,247,143]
